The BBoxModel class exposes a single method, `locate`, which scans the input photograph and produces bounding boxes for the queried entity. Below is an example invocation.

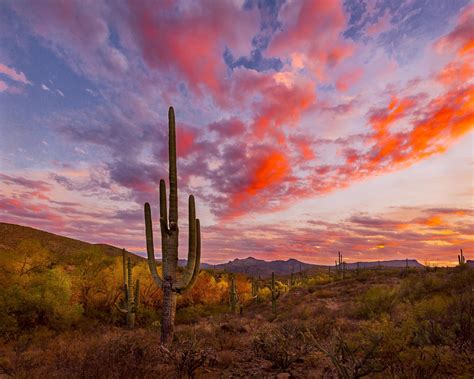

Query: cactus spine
[144,107,201,344]
[116,249,139,329]
[271,272,280,314]
[230,275,238,313]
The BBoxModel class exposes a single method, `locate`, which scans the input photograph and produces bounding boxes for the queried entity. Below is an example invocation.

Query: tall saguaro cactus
[116,249,139,329]
[144,107,201,344]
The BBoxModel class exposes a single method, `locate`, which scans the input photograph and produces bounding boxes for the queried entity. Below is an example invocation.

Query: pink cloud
[11,0,128,79]
[0,80,7,92]
[269,0,353,78]
[125,0,257,99]
[335,67,364,92]
[0,63,31,84]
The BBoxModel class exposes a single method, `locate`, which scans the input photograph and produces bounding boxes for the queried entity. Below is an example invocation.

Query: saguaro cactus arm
[168,107,178,226]
[175,195,199,290]
[145,203,163,287]
[176,218,201,291]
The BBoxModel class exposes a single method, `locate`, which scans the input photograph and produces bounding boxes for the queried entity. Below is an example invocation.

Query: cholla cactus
[230,275,238,313]
[116,249,139,329]
[144,107,201,344]
[271,272,280,314]
[458,249,466,265]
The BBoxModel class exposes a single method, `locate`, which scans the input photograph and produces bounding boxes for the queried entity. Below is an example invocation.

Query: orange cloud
[436,61,473,85]
[225,150,291,219]
[434,4,473,56]
[246,152,289,195]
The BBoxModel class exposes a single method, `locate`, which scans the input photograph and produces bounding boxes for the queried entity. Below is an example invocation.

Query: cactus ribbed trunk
[144,107,201,345]
[230,276,238,313]
[162,281,177,342]
[116,249,139,329]
[271,272,278,315]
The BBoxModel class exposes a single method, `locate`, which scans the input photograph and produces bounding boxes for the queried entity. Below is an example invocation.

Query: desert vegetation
[0,237,472,377]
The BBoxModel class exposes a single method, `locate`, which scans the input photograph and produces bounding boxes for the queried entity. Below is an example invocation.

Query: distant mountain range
[199,257,424,276]
[1,222,462,277]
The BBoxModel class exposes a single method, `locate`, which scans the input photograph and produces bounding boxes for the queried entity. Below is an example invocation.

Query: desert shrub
[179,271,229,307]
[253,322,311,370]
[161,335,216,378]
[310,329,388,379]
[216,350,239,368]
[176,304,228,324]
[309,306,334,339]
[75,331,165,378]
[356,285,396,319]
[312,288,337,298]
[0,269,82,336]
[394,345,461,378]
[308,273,333,286]
[0,329,167,378]
[398,272,445,303]
[258,286,272,300]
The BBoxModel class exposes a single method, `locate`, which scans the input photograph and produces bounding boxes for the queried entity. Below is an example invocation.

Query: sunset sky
[0,0,473,266]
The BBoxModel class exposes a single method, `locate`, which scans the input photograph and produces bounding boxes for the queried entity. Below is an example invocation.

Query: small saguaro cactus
[116,249,140,329]
[458,249,466,265]
[337,252,345,279]
[230,275,238,313]
[271,272,280,315]
[144,107,201,344]
[251,277,259,305]
[356,261,360,274]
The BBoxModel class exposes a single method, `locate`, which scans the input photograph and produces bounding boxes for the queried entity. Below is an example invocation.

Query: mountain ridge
[1,222,427,276]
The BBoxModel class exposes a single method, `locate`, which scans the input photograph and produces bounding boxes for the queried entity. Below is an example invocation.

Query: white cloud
[41,83,50,91]
[56,89,65,97]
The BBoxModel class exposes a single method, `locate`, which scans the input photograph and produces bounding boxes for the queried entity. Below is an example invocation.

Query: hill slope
[0,222,141,261]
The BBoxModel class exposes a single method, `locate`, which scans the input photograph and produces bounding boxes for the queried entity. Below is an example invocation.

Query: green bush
[356,285,397,319]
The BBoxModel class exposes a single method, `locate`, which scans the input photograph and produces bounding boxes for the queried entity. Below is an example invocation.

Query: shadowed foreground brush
[253,322,311,370]
[160,335,216,378]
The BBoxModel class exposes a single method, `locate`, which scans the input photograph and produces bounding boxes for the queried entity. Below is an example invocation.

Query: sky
[0,0,473,266]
